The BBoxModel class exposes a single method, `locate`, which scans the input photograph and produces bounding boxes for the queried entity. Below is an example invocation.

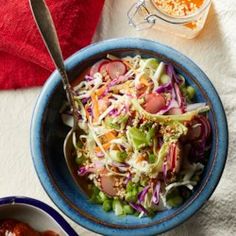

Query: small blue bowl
[0,196,77,235]
[30,38,228,236]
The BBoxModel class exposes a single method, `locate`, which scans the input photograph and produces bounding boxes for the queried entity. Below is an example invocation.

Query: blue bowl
[30,38,228,236]
[0,196,77,235]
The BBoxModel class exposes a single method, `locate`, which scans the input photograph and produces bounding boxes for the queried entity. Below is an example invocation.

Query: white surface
[0,0,236,235]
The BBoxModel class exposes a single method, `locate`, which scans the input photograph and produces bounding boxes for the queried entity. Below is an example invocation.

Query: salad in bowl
[61,54,211,217]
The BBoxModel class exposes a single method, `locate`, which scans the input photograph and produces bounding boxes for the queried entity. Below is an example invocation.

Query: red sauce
[0,219,59,236]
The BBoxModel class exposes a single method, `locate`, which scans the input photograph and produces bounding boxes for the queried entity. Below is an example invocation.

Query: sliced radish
[143,93,166,114]
[185,115,211,141]
[99,61,110,73]
[90,59,109,76]
[197,115,211,139]
[174,83,185,108]
[100,169,118,197]
[107,61,127,80]
[168,142,182,173]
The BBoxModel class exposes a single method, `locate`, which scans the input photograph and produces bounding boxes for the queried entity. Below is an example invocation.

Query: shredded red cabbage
[124,172,132,186]
[77,166,90,176]
[109,106,125,117]
[129,203,148,214]
[96,152,105,158]
[197,116,211,139]
[138,186,150,203]
[188,115,211,162]
[166,64,182,84]
[103,74,131,96]
[155,81,172,93]
[85,75,94,81]
[111,162,129,172]
[87,106,93,117]
[174,83,186,111]
[152,181,161,204]
[82,97,89,104]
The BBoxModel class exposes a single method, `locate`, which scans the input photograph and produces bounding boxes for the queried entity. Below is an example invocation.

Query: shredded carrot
[136,155,146,163]
[122,60,138,74]
[95,143,111,152]
[91,93,99,122]
[96,84,107,96]
[99,131,117,144]
[103,131,117,142]
[140,77,149,86]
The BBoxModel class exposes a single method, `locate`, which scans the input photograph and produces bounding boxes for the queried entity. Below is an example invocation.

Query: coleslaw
[61,55,211,217]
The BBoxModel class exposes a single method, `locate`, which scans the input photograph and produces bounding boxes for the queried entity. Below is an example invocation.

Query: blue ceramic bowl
[0,196,77,235]
[30,38,228,236]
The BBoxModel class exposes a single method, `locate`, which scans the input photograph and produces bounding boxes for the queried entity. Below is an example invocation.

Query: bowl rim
[0,196,78,235]
[30,37,228,236]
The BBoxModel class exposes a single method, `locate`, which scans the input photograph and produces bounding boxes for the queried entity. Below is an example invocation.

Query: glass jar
[127,0,212,39]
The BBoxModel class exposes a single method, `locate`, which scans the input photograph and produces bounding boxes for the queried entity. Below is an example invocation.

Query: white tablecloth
[1,0,235,235]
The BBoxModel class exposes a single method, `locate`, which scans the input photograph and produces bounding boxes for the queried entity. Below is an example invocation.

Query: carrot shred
[96,85,107,96]
[91,93,99,122]
[140,77,149,86]
[136,155,146,163]
[122,60,138,74]
[95,143,111,152]
[104,131,116,142]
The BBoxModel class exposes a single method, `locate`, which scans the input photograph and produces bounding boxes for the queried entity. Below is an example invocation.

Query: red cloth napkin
[0,0,104,89]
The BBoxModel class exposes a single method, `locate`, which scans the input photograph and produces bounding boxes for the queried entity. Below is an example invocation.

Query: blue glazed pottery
[30,38,228,236]
[0,196,77,235]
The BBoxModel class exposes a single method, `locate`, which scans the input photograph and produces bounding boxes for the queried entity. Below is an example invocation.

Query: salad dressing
[128,0,212,38]
[152,0,205,17]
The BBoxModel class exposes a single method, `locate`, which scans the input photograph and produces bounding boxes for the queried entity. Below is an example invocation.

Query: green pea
[125,189,138,202]
[186,86,195,100]
[123,205,134,215]
[96,194,103,204]
[112,199,123,216]
[125,192,134,202]
[110,150,128,163]
[92,186,100,195]
[99,191,108,202]
[160,74,171,84]
[118,151,128,160]
[148,153,156,164]
[127,182,134,191]
[103,199,112,212]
